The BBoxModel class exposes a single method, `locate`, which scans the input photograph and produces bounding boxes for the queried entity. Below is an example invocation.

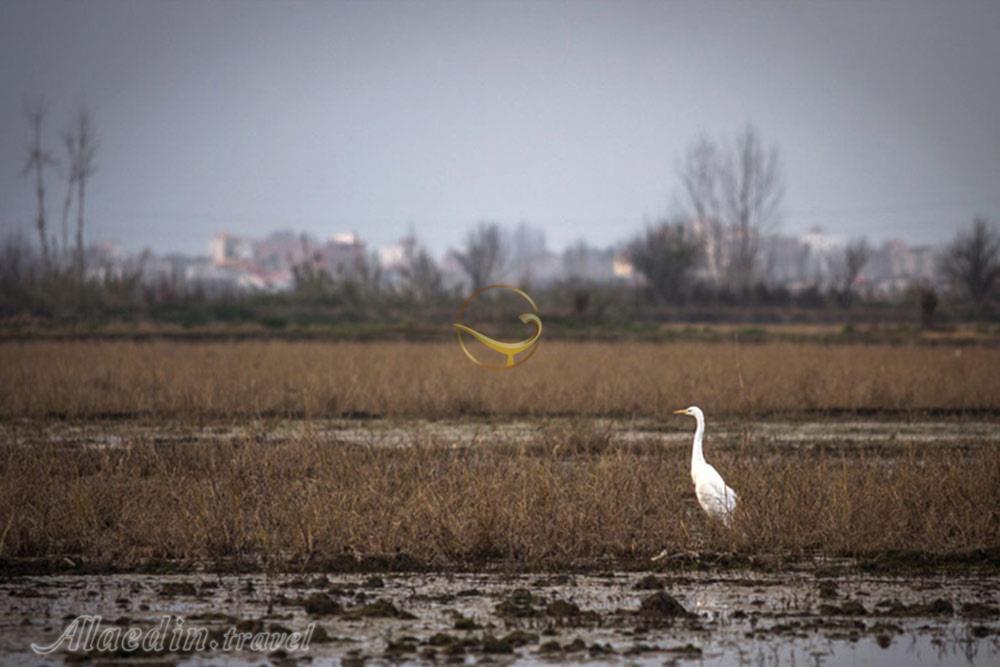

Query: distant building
[612,254,634,279]
[254,230,312,272]
[81,224,949,298]
[83,242,134,282]
[319,232,366,278]
[378,243,406,272]
[209,232,253,267]
[865,240,939,297]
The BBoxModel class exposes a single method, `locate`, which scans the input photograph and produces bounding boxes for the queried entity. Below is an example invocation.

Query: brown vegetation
[3,340,997,573]
[1,340,998,419]
[0,427,997,571]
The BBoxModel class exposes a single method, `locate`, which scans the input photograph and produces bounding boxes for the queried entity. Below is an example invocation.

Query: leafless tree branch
[22,95,56,271]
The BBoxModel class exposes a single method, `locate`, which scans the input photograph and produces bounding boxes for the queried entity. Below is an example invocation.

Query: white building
[209,233,253,267]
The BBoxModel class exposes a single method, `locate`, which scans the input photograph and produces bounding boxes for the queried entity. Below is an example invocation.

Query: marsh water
[2,570,998,665]
[4,415,999,451]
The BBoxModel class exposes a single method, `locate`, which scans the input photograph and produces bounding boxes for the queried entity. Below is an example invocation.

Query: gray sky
[1,0,999,256]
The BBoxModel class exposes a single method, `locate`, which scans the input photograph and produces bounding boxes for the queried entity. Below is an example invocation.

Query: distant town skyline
[151,221,935,299]
[2,0,999,256]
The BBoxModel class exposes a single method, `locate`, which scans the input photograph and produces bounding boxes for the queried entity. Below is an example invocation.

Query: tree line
[3,111,998,326]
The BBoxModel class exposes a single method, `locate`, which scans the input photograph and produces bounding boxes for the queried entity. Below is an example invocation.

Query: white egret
[674,406,737,524]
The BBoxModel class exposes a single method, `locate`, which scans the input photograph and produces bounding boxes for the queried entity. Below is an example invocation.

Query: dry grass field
[2,339,998,573]
[1,428,998,571]
[2,340,999,418]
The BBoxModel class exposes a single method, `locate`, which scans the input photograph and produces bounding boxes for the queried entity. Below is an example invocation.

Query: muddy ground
[2,569,998,665]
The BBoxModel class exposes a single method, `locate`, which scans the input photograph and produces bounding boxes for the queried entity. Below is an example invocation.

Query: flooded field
[3,415,999,451]
[3,569,999,665]
[2,415,998,664]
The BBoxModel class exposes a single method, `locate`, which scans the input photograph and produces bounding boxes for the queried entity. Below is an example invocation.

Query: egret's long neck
[691,414,706,469]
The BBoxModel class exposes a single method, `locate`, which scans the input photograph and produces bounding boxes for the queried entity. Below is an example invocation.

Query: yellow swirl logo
[453,284,542,370]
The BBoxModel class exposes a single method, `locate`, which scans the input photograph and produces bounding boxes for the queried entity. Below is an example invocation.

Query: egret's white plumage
[674,406,737,524]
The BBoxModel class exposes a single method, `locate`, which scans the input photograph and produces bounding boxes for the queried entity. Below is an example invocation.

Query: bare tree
[58,129,78,268]
[509,221,547,284]
[718,125,784,292]
[67,106,99,282]
[562,239,594,281]
[677,126,784,292]
[291,249,335,297]
[678,135,724,280]
[832,238,871,306]
[794,243,812,286]
[396,232,443,302]
[22,96,56,271]
[626,220,703,304]
[351,250,384,303]
[940,218,1000,311]
[455,222,507,292]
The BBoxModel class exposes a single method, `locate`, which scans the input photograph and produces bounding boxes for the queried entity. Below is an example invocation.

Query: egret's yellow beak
[672,409,687,415]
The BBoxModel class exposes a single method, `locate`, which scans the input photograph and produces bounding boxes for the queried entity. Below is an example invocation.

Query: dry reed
[2,340,998,418]
[1,428,997,571]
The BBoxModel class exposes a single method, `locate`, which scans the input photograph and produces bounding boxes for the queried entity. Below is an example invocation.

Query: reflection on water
[4,417,999,452]
[701,631,1000,667]
[0,571,997,665]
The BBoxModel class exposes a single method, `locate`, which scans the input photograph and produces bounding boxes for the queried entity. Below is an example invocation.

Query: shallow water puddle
[4,417,999,451]
[1,571,997,665]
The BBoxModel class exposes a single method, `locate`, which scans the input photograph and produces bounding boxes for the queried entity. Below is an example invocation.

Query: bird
[673,406,738,525]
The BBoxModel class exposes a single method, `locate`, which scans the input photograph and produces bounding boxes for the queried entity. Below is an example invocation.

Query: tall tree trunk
[69,107,98,284]
[26,102,52,272]
[34,160,50,271]
[60,181,73,268]
[76,176,86,283]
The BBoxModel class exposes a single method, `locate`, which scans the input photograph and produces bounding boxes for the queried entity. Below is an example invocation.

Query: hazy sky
[1,0,998,256]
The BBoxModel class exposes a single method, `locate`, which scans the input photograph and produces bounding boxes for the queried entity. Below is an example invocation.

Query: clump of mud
[875,597,953,616]
[962,602,1000,619]
[302,593,341,616]
[634,574,665,590]
[159,581,199,597]
[637,591,692,619]
[495,588,541,617]
[819,600,867,616]
[344,599,416,620]
[818,580,839,598]
[545,599,582,617]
